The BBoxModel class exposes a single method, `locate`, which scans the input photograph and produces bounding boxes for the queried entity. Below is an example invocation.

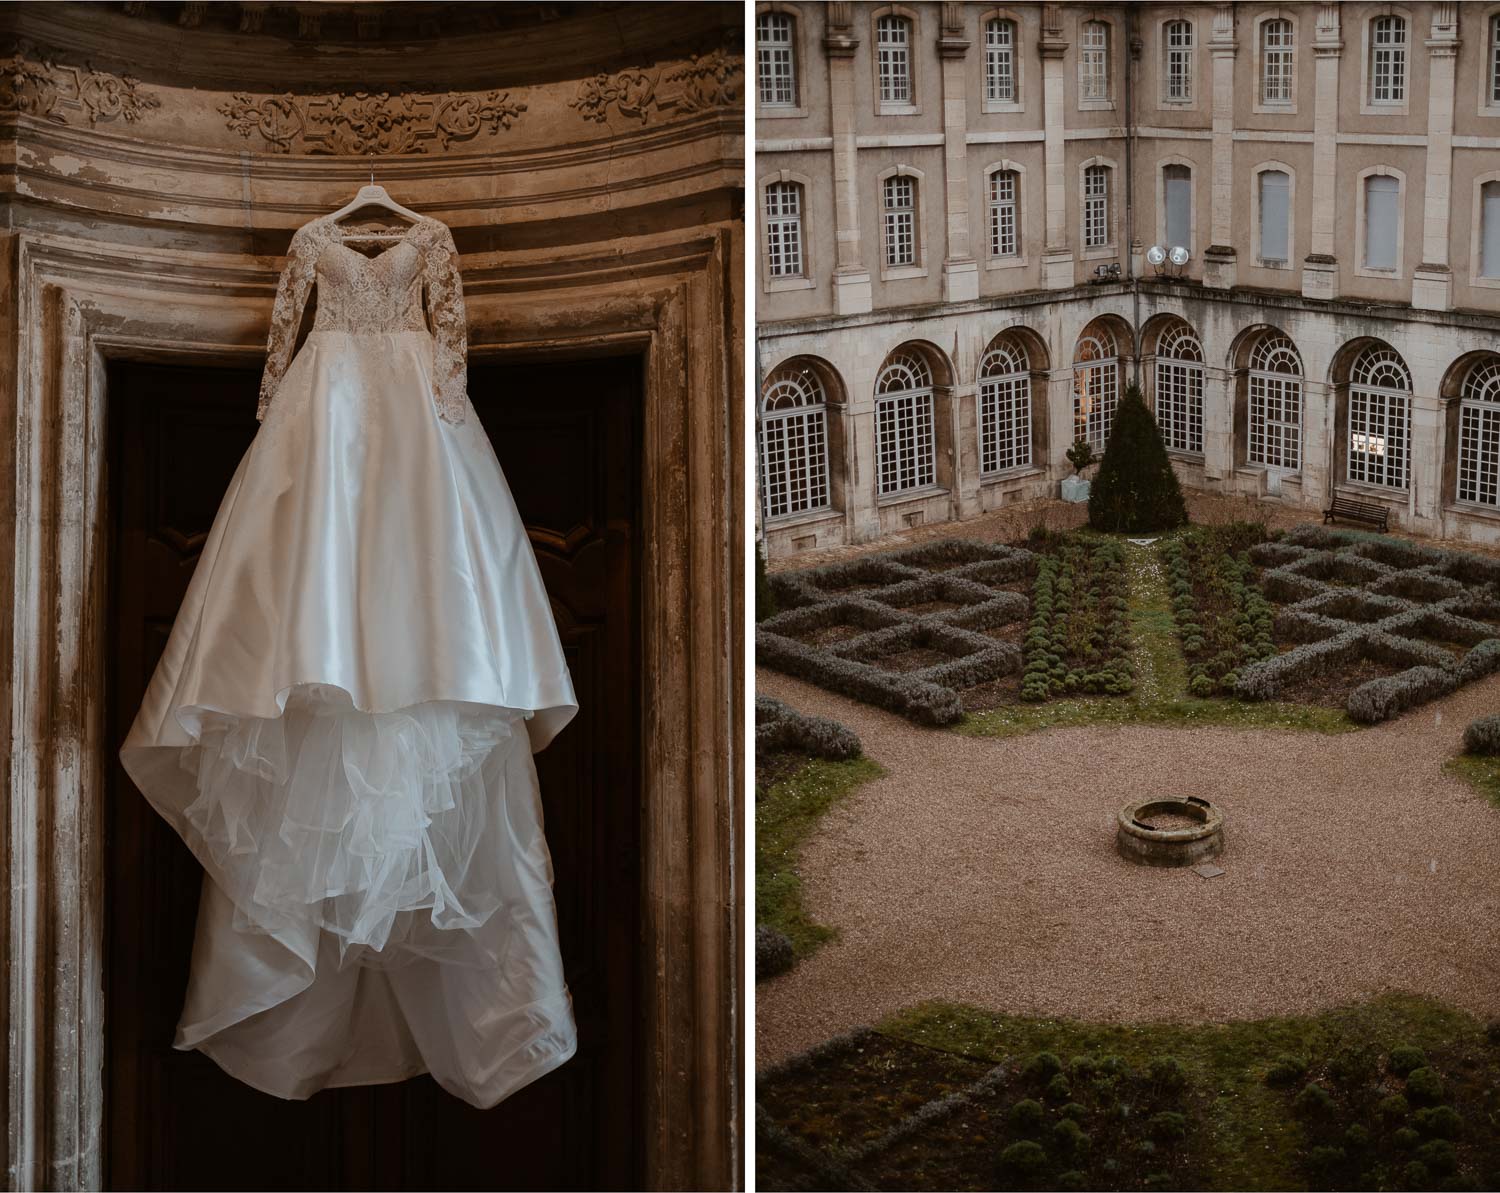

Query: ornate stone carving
[569,47,741,124]
[0,49,161,125]
[218,88,526,154]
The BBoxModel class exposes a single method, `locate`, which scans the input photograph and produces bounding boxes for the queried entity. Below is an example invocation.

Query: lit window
[760,364,831,520]
[978,336,1032,474]
[1248,332,1303,471]
[756,12,798,107]
[988,170,1020,258]
[1259,170,1291,262]
[1073,326,1120,450]
[1154,324,1204,454]
[1369,15,1407,105]
[1458,357,1500,507]
[1363,174,1400,269]
[1261,18,1294,104]
[1083,164,1110,248]
[986,18,1017,103]
[1080,21,1110,101]
[1164,20,1193,101]
[883,174,917,267]
[1347,346,1411,489]
[765,182,805,277]
[876,15,913,105]
[875,350,936,494]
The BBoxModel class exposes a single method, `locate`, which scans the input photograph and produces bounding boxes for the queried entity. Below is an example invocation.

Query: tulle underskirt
[169,683,531,969]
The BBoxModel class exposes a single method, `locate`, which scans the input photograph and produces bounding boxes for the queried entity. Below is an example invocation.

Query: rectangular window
[765,182,804,277]
[760,408,829,518]
[877,15,912,104]
[1155,361,1204,454]
[1492,15,1500,104]
[1458,402,1500,506]
[876,393,936,494]
[1165,21,1193,101]
[1250,374,1303,470]
[1482,181,1500,278]
[883,175,916,267]
[989,171,1019,257]
[1261,19,1294,104]
[1164,165,1191,251]
[1084,165,1109,248]
[979,376,1032,474]
[1364,174,1400,269]
[1348,389,1410,489]
[1259,170,1290,262]
[1080,22,1109,101]
[756,12,798,106]
[986,19,1016,102]
[1370,15,1406,104]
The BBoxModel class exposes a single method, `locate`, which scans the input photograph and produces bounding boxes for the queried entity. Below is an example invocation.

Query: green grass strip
[756,756,885,957]
[877,993,1489,1193]
[1444,753,1500,810]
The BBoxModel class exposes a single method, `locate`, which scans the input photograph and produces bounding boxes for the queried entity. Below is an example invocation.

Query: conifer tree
[1087,382,1189,533]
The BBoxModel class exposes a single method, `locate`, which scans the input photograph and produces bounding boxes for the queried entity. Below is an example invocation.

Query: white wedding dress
[119,211,579,1108]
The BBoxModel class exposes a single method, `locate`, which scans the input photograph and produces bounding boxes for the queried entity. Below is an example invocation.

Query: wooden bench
[1323,490,1390,532]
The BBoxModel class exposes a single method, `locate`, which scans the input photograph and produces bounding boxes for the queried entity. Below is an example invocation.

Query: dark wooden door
[105,356,642,1191]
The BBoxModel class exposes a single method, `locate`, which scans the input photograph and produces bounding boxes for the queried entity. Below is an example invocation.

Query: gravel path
[755,666,1500,1067]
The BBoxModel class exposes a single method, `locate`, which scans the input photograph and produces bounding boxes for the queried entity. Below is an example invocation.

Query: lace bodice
[257,213,469,424]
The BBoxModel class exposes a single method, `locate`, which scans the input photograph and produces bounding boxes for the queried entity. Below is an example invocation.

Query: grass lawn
[1444,753,1500,810]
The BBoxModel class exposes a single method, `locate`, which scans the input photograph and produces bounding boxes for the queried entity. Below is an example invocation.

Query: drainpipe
[1125,7,1141,389]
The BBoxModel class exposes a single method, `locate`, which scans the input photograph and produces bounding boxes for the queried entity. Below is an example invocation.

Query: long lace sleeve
[419,219,469,425]
[257,223,318,421]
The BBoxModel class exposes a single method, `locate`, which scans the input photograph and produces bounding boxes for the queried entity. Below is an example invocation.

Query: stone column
[826,2,873,314]
[1302,378,1334,510]
[1047,365,1076,482]
[1201,364,1235,484]
[1413,3,1459,311]
[938,3,978,302]
[1202,5,1238,289]
[1039,5,1075,289]
[1409,392,1444,529]
[1303,4,1342,301]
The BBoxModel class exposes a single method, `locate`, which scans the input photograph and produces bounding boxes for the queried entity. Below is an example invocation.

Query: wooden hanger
[327,169,424,241]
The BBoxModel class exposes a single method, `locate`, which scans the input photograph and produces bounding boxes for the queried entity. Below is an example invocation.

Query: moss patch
[756,756,885,958]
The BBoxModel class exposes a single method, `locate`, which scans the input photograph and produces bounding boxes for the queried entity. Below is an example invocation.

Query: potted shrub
[1061,437,1095,503]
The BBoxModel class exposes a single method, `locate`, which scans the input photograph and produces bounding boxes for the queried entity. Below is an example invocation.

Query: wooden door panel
[105,357,642,1190]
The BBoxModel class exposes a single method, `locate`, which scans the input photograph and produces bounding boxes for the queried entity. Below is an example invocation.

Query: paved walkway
[755,667,1500,1067]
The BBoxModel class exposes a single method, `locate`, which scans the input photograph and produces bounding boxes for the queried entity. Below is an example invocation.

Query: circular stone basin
[1116,796,1224,867]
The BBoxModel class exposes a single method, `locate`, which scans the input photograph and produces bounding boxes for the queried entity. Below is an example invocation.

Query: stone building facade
[755,0,1500,557]
[0,3,741,1189]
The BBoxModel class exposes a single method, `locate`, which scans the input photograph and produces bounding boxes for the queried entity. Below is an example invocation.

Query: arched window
[1347,346,1412,489]
[985,18,1018,102]
[759,364,831,519]
[1073,326,1120,450]
[765,181,805,277]
[1248,332,1303,471]
[1083,163,1111,248]
[1457,357,1500,507]
[988,169,1020,258]
[1154,323,1204,454]
[1079,21,1110,102]
[1260,18,1294,104]
[756,11,798,107]
[883,174,918,266]
[1363,174,1401,269]
[1164,20,1194,102]
[978,335,1032,474]
[875,350,936,494]
[876,14,913,104]
[1369,14,1407,105]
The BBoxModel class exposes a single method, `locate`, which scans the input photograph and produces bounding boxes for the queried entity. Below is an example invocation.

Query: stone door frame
[1,226,742,1191]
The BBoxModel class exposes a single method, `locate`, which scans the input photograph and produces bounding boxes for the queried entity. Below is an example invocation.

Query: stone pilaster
[1039,4,1074,289]
[938,2,978,302]
[1201,364,1235,482]
[1303,3,1342,301]
[1302,379,1334,509]
[826,2,873,314]
[1413,3,1459,312]
[1409,391,1444,528]
[1203,5,1237,290]
[1047,365,1077,478]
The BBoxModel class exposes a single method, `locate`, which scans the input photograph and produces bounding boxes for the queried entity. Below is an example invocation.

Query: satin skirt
[119,330,579,1108]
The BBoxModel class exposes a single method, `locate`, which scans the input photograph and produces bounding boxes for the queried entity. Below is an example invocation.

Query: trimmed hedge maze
[758,539,1036,726]
[1234,527,1500,724]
